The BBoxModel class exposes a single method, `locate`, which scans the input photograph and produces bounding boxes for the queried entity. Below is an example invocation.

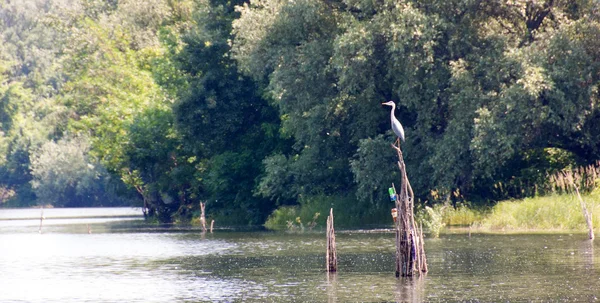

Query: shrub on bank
[417,202,483,225]
[264,206,300,230]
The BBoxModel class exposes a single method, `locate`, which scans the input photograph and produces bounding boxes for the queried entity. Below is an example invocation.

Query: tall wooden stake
[200,202,207,232]
[326,208,337,272]
[392,143,427,276]
[567,174,594,240]
[38,206,44,234]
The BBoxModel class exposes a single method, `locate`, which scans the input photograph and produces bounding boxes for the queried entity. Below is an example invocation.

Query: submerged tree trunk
[392,144,427,276]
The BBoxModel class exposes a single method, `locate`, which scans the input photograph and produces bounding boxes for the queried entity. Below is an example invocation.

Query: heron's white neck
[389,104,396,120]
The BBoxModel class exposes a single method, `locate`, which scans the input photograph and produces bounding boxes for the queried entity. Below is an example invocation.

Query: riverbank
[262,190,600,233]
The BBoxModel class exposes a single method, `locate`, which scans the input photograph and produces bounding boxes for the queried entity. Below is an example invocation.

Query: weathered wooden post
[391,144,427,277]
[573,184,594,240]
[38,206,44,234]
[566,174,594,240]
[210,220,215,233]
[418,222,427,273]
[326,208,337,272]
[200,202,207,232]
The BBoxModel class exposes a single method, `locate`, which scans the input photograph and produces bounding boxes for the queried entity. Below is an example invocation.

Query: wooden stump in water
[392,143,427,277]
[210,220,214,233]
[326,208,337,272]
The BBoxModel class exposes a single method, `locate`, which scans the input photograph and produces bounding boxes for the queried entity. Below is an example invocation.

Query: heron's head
[381,100,395,107]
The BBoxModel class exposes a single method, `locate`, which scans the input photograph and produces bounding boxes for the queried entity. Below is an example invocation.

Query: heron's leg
[394,138,401,149]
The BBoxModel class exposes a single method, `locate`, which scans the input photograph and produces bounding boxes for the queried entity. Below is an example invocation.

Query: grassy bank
[479,193,600,231]
[426,189,600,233]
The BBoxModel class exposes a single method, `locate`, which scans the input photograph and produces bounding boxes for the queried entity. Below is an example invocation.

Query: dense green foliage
[233,0,600,205]
[1,0,599,225]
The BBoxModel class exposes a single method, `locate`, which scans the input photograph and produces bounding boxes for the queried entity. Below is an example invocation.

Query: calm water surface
[1,208,599,302]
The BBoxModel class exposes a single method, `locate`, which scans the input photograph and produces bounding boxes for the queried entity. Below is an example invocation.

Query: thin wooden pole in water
[418,222,427,273]
[326,208,337,272]
[200,202,207,232]
[210,220,214,233]
[38,206,44,234]
[574,185,594,240]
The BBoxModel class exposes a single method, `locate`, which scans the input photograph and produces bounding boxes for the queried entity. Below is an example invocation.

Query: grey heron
[382,100,405,144]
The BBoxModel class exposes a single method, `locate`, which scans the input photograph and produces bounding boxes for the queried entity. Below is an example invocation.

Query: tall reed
[547,160,600,194]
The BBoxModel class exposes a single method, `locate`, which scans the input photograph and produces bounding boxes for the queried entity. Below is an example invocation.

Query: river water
[1,208,599,302]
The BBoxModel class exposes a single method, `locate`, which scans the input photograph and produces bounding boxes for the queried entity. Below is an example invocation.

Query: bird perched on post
[382,100,405,145]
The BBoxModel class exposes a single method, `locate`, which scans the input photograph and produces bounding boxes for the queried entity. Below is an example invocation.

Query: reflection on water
[1,208,600,302]
[0,207,143,220]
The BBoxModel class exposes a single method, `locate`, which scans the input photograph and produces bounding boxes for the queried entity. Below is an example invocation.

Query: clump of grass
[284,212,321,231]
[481,193,600,231]
[442,202,485,226]
[417,202,483,225]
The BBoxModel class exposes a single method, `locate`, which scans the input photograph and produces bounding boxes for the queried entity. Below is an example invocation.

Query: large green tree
[173,0,287,224]
[120,106,199,222]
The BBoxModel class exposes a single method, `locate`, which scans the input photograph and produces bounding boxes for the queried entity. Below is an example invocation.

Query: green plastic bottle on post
[388,187,396,201]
